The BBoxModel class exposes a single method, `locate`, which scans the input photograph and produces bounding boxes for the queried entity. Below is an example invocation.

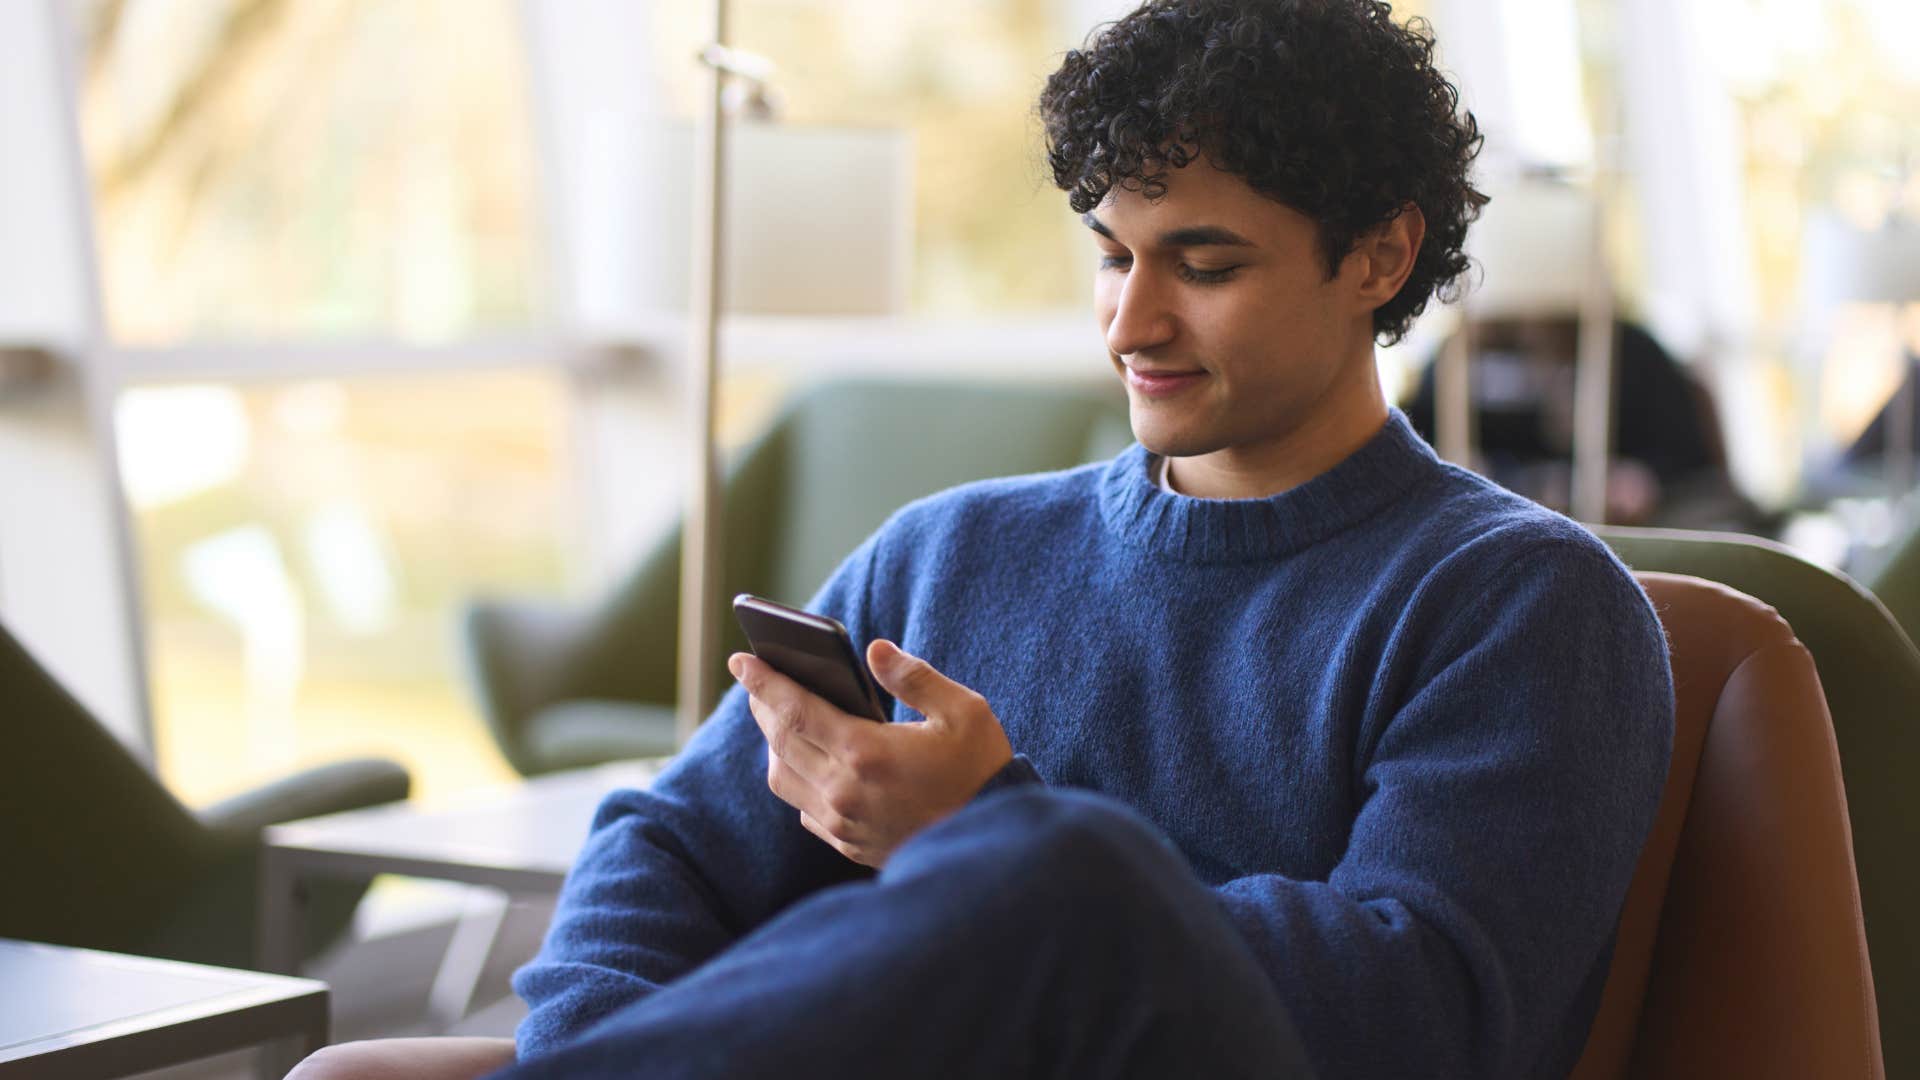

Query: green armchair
[460,376,1131,777]
[1597,525,1920,1078]
[0,619,410,971]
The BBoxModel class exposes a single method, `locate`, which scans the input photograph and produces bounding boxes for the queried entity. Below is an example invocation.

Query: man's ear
[1351,205,1426,308]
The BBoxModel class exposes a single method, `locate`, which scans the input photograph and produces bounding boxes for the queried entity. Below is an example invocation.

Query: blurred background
[3,0,1918,813]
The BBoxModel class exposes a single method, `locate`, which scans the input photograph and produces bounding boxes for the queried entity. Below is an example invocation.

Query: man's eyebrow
[1160,225,1254,248]
[1079,214,1254,249]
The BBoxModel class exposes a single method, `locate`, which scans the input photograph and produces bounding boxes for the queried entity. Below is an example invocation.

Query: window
[1714,0,1920,461]
[74,0,545,342]
[122,370,571,803]
[74,0,561,802]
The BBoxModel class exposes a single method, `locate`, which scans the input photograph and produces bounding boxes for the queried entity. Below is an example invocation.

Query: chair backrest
[581,376,1128,702]
[719,379,1121,602]
[1594,525,1919,1075]
[0,620,206,952]
[1866,521,1920,648]
[1572,572,1882,1078]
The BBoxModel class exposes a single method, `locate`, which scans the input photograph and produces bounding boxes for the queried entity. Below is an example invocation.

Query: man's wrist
[973,754,1043,801]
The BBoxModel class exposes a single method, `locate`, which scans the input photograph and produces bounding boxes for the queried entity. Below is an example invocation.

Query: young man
[506,2,1672,1077]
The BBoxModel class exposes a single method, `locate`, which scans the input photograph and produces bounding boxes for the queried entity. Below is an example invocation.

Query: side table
[0,937,328,1079]
[257,760,659,1028]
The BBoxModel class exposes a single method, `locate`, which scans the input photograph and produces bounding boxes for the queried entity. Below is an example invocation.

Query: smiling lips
[1124,365,1207,397]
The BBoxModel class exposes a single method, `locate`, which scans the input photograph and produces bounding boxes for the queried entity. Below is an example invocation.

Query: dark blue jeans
[500,787,1314,1080]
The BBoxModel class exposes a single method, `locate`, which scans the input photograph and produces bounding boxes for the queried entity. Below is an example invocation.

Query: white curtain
[0,0,95,345]
[0,0,150,752]
[518,0,670,334]
[1617,0,1757,361]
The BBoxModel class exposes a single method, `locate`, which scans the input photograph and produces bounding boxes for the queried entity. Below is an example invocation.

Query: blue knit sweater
[513,411,1673,1078]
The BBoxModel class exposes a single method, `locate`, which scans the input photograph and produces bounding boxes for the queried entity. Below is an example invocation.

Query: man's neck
[1166,375,1390,501]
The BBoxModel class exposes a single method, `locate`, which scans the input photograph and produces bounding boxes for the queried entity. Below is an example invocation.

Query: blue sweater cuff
[974,753,1043,800]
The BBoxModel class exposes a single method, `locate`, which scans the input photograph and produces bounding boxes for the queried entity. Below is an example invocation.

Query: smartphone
[731,593,890,722]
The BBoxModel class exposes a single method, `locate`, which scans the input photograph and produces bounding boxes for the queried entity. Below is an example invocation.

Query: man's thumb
[868,639,943,706]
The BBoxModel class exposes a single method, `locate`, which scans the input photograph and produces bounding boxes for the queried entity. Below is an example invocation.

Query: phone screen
[732,594,889,722]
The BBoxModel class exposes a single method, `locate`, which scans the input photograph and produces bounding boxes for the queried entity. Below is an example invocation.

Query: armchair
[1571,572,1882,1077]
[1597,526,1918,1076]
[0,618,409,971]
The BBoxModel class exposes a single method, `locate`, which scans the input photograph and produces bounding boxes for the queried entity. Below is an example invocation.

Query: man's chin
[1125,387,1226,458]
[1128,414,1219,461]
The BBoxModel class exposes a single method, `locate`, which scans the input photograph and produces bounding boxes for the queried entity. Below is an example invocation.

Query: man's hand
[728,639,1014,868]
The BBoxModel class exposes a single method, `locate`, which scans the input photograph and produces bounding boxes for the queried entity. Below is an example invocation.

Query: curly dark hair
[1038,0,1487,344]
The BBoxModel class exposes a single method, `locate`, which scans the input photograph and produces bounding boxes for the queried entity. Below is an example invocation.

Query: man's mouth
[1123,364,1207,397]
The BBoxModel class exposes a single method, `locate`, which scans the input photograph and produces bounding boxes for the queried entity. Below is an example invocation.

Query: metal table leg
[256,846,307,976]
[427,887,511,1031]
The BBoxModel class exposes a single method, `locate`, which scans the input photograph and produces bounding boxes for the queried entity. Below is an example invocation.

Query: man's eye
[1178,264,1240,284]
[1098,255,1132,271]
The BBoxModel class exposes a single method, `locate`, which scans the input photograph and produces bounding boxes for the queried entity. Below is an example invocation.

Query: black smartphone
[731,593,890,722]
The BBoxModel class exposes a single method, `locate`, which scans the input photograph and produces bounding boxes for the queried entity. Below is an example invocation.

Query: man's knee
[1013,788,1184,880]
[284,1037,517,1080]
[905,786,1196,912]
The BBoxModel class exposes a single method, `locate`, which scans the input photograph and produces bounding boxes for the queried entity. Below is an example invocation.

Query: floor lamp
[677,6,736,745]
[671,16,912,743]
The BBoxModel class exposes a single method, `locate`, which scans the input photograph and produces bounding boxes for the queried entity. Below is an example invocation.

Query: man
[506,2,1672,1077]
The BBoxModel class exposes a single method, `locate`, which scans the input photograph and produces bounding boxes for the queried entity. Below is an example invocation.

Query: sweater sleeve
[1214,542,1673,1079]
[510,536,889,1059]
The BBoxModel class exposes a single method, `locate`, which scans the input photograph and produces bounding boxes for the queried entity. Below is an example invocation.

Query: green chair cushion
[523,701,679,775]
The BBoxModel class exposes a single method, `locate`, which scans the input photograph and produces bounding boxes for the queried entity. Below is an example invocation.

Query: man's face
[1086,160,1384,473]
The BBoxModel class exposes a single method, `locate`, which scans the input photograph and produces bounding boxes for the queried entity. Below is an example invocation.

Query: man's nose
[1104,267,1176,358]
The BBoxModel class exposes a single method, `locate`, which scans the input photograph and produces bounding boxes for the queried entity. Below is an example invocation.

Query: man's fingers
[731,652,845,755]
[766,752,832,822]
[799,810,867,866]
[734,651,895,769]
[767,742,875,847]
[730,652,812,716]
[866,639,985,726]
[797,809,834,847]
[747,693,836,784]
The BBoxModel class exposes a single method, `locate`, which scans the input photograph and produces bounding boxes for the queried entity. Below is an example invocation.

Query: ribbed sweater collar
[1097,409,1439,563]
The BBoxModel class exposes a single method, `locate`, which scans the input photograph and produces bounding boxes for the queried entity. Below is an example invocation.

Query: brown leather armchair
[1573,572,1883,1078]
[289,572,1885,1079]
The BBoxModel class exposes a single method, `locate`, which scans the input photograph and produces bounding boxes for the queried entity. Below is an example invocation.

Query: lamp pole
[677,1,731,745]
[1569,191,1616,525]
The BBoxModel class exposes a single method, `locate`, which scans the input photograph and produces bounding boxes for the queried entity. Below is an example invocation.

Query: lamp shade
[661,123,913,316]
[555,121,914,328]
[1462,179,1600,319]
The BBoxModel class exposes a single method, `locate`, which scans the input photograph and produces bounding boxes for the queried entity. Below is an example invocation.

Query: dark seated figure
[1404,316,1761,529]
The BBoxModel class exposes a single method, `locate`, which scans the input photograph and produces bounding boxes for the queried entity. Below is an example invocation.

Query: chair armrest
[196,757,411,837]
[288,1037,517,1080]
